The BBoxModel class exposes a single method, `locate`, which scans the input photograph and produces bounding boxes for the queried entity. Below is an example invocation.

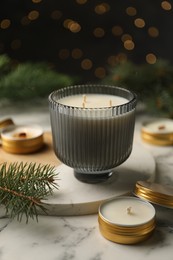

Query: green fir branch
[0,162,59,222]
[104,59,173,118]
[0,55,77,101]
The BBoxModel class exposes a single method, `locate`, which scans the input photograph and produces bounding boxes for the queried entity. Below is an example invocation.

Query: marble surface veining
[0,102,173,260]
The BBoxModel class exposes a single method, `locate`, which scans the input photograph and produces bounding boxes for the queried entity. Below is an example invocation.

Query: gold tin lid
[134,181,173,208]
[141,119,173,146]
[0,118,14,143]
[98,196,156,245]
[1,124,44,154]
[0,118,14,129]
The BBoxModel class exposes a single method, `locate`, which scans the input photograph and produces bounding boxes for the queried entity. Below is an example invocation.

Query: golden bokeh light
[28,10,39,21]
[116,53,127,62]
[63,19,81,33]
[161,1,172,10]
[93,27,105,37]
[21,16,31,26]
[81,59,93,70]
[148,27,159,37]
[11,39,21,50]
[63,19,71,28]
[94,67,106,79]
[69,22,81,33]
[95,3,110,14]
[107,55,117,66]
[121,34,132,42]
[124,40,135,50]
[71,48,83,59]
[0,19,11,29]
[51,10,62,20]
[75,0,87,4]
[126,7,137,16]
[58,49,70,60]
[146,53,157,64]
[107,53,127,66]
[112,26,123,36]
[134,18,145,28]
[0,1,170,79]
[32,0,42,3]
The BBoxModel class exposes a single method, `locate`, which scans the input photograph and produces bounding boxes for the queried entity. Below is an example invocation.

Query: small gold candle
[141,119,173,145]
[1,124,44,154]
[98,196,156,244]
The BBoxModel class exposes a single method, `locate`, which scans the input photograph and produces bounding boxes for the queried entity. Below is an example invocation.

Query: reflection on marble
[0,104,173,260]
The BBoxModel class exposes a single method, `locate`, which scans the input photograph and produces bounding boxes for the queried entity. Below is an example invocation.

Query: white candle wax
[49,85,137,183]
[100,197,155,226]
[58,94,128,108]
[142,119,173,134]
[1,125,44,154]
[1,125,43,140]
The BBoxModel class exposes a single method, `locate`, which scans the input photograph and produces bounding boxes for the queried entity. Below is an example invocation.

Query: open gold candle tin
[134,181,173,209]
[98,181,173,245]
[1,124,44,154]
[141,119,173,146]
[98,196,156,245]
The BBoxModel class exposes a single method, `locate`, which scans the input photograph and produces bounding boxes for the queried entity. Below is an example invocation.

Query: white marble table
[0,100,173,260]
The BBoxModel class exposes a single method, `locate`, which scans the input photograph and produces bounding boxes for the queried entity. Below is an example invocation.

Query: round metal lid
[134,181,173,208]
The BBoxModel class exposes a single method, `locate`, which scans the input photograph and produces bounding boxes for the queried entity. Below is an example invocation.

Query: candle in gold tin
[141,119,173,145]
[98,196,156,245]
[1,125,44,154]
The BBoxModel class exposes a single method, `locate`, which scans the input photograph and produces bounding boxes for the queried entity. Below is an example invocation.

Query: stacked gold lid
[141,118,173,145]
[134,181,173,208]
[0,118,14,142]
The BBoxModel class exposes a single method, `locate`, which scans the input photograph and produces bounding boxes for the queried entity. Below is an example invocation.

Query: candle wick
[109,99,112,107]
[83,95,87,103]
[158,125,165,130]
[127,206,132,215]
[82,95,87,108]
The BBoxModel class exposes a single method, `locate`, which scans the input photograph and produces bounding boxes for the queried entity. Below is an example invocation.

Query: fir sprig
[104,60,173,118]
[0,162,58,222]
[0,55,77,101]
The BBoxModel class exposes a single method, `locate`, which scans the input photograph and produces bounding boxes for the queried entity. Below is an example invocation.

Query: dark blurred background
[0,0,173,81]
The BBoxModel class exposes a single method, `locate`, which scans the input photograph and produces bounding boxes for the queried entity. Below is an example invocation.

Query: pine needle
[0,162,59,222]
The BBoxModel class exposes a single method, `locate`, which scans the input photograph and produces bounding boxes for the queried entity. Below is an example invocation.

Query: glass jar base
[74,170,113,184]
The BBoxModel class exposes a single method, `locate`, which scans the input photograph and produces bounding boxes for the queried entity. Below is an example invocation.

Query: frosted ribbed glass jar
[49,85,137,183]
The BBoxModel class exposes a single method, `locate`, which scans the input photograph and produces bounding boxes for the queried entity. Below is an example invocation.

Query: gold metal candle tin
[1,125,44,154]
[98,196,156,245]
[141,119,173,146]
[134,181,173,209]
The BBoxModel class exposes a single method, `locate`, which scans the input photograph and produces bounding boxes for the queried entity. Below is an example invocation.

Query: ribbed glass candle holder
[49,85,137,183]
